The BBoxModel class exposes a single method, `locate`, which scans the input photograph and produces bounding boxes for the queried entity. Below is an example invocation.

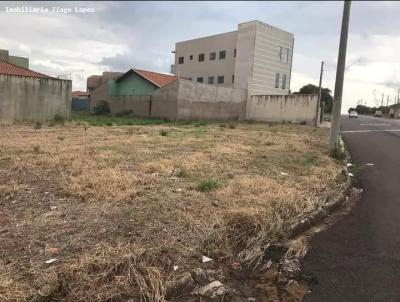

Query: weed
[57,135,65,141]
[332,146,346,161]
[196,179,221,192]
[265,141,275,146]
[219,124,227,128]
[106,121,113,127]
[228,123,236,129]
[48,121,55,127]
[32,145,40,153]
[127,128,135,135]
[176,167,188,177]
[94,101,110,115]
[34,121,42,129]
[53,114,65,124]
[160,129,168,136]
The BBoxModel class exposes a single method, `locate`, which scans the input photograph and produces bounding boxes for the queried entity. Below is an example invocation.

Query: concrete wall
[108,95,151,117]
[89,81,108,112]
[151,80,179,120]
[0,74,71,123]
[151,79,246,121]
[246,94,319,125]
[9,56,29,69]
[0,49,29,68]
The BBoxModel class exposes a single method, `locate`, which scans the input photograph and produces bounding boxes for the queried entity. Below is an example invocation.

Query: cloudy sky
[1,1,399,112]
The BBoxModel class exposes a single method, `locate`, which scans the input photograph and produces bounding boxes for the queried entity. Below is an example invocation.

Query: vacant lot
[0,118,344,301]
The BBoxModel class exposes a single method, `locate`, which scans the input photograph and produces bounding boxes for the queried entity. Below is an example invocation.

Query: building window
[197,77,203,83]
[219,50,226,60]
[189,55,193,60]
[198,53,205,62]
[217,76,224,84]
[275,73,280,88]
[282,75,286,89]
[279,47,289,64]
[207,76,214,84]
[209,52,216,61]
[232,75,235,83]
[178,56,184,64]
[234,48,237,58]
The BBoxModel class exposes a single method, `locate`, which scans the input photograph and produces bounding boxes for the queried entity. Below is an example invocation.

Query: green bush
[53,114,65,124]
[34,121,42,129]
[196,179,221,192]
[57,135,65,141]
[160,129,168,136]
[94,101,110,115]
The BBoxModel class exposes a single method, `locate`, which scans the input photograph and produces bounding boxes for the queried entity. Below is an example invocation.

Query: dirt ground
[0,121,344,301]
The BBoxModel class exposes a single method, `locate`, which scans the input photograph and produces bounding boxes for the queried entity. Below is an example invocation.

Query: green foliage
[72,112,166,127]
[34,121,42,129]
[53,114,65,124]
[196,179,221,192]
[332,147,346,161]
[57,135,65,141]
[294,84,334,113]
[159,129,168,136]
[93,101,110,115]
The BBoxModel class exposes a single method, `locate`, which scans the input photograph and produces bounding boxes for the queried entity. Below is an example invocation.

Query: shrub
[196,179,221,192]
[160,130,168,136]
[34,121,42,129]
[32,145,40,153]
[219,124,227,128]
[94,101,110,115]
[53,114,65,124]
[57,135,65,141]
[228,123,236,129]
[106,121,113,127]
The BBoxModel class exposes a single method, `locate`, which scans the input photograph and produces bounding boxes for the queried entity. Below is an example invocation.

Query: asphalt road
[303,115,400,302]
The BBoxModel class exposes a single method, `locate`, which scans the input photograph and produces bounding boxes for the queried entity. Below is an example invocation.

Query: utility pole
[316,61,324,125]
[381,93,384,109]
[329,0,351,155]
[387,95,389,115]
[397,88,400,104]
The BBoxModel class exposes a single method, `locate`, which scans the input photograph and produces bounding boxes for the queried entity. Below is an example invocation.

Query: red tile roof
[134,69,177,87]
[116,68,177,87]
[72,91,90,97]
[0,61,50,78]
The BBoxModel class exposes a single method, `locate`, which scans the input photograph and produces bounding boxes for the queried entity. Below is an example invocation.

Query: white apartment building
[172,20,294,95]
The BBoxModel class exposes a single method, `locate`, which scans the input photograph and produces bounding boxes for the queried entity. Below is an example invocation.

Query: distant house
[0,52,71,123]
[72,91,90,112]
[89,69,177,116]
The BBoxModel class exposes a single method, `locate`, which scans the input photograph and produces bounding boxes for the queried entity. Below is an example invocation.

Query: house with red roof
[89,68,177,116]
[0,50,71,123]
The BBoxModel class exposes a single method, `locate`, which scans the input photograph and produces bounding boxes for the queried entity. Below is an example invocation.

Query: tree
[294,84,334,113]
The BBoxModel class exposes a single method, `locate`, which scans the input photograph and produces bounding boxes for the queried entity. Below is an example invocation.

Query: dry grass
[0,121,345,301]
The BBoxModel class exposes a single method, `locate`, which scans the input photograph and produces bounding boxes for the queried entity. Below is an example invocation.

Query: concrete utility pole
[317,61,324,125]
[397,88,400,104]
[381,93,384,108]
[329,0,351,155]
